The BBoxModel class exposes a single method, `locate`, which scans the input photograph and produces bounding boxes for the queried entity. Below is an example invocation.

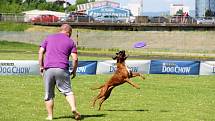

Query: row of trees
[0,0,94,13]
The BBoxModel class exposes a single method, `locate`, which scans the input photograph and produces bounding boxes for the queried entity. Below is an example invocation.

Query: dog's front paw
[135,86,140,89]
[141,76,145,80]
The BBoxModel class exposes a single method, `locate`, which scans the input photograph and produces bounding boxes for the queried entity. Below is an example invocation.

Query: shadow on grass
[105,109,149,112]
[53,114,106,120]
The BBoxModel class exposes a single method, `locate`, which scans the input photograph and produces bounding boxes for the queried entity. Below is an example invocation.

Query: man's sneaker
[72,111,81,120]
[45,116,53,120]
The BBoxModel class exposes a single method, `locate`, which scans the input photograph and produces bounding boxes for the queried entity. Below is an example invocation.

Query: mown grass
[0,40,38,51]
[0,74,214,121]
[0,40,214,121]
[0,22,32,31]
[0,40,111,60]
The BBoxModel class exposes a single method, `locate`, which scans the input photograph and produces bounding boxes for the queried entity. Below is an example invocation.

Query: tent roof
[22,9,66,16]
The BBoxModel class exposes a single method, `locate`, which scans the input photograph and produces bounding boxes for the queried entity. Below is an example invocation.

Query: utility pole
[140,0,143,16]
[209,0,211,10]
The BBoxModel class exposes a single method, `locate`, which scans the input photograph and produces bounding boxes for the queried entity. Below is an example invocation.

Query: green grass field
[0,41,215,121]
[0,75,214,121]
[0,22,32,31]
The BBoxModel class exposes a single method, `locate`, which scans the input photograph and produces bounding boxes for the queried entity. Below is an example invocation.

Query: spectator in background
[183,12,189,23]
[38,24,81,120]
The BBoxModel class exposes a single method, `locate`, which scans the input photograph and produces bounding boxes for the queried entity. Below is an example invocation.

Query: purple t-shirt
[40,33,77,70]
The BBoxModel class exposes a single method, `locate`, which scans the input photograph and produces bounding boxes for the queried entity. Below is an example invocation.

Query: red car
[31,15,59,23]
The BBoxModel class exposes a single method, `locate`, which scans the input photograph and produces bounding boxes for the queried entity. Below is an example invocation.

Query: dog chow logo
[109,63,138,72]
[162,62,191,74]
[0,62,30,74]
[109,63,117,72]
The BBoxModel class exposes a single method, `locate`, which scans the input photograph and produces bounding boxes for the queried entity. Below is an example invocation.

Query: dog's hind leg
[98,86,114,110]
[92,96,99,108]
[92,85,109,108]
[91,84,105,90]
[92,91,104,107]
[98,97,105,111]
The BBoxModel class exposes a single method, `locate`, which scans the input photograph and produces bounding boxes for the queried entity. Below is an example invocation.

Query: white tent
[22,9,67,22]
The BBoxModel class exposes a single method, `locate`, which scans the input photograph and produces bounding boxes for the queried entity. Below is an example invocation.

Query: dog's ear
[112,56,117,60]
[125,55,129,60]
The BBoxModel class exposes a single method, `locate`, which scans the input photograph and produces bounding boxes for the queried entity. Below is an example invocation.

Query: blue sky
[114,0,195,12]
[67,0,195,12]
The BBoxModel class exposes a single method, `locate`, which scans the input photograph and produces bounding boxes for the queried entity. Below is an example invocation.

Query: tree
[67,5,77,12]
[176,9,183,16]
[14,0,23,5]
[76,0,88,5]
[0,0,91,13]
[205,9,214,17]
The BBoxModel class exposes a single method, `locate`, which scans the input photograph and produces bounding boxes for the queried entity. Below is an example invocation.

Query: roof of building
[22,10,67,17]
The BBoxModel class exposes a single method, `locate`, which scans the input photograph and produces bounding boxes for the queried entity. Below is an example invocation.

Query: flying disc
[133,41,146,48]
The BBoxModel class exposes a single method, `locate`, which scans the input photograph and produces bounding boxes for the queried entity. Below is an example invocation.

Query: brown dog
[92,50,145,110]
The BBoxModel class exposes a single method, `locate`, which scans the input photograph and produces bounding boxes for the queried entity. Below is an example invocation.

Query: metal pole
[76,30,79,46]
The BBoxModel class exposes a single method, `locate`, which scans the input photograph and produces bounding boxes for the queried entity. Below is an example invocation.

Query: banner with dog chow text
[69,61,97,75]
[199,61,215,75]
[149,60,200,75]
[96,60,151,74]
[0,60,39,75]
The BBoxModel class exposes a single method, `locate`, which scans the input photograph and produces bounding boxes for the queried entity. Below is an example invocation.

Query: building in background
[195,0,215,18]
[123,3,140,16]
[77,0,120,12]
[170,4,189,16]
[22,10,66,22]
[87,6,131,17]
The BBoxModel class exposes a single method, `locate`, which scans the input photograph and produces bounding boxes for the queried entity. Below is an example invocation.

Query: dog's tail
[90,85,104,90]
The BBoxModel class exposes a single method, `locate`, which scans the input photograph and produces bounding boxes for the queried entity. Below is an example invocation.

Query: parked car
[196,17,215,24]
[94,15,122,23]
[31,15,59,23]
[127,16,135,23]
[67,13,94,23]
[170,15,196,24]
[149,16,169,23]
[121,16,135,23]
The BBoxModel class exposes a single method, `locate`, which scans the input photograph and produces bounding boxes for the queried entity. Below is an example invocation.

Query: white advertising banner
[96,60,151,74]
[0,60,39,75]
[199,61,215,75]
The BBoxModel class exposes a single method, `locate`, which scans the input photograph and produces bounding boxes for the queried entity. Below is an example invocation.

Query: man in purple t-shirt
[38,24,81,120]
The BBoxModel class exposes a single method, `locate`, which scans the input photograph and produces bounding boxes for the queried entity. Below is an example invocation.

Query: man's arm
[71,52,78,79]
[38,47,45,75]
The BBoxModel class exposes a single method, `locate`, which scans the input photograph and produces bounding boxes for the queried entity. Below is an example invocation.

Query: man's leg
[45,99,54,120]
[43,68,56,120]
[55,68,81,120]
[66,94,81,120]
[66,94,77,111]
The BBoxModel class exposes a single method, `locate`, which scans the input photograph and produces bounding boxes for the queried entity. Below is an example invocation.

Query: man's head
[60,24,72,37]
